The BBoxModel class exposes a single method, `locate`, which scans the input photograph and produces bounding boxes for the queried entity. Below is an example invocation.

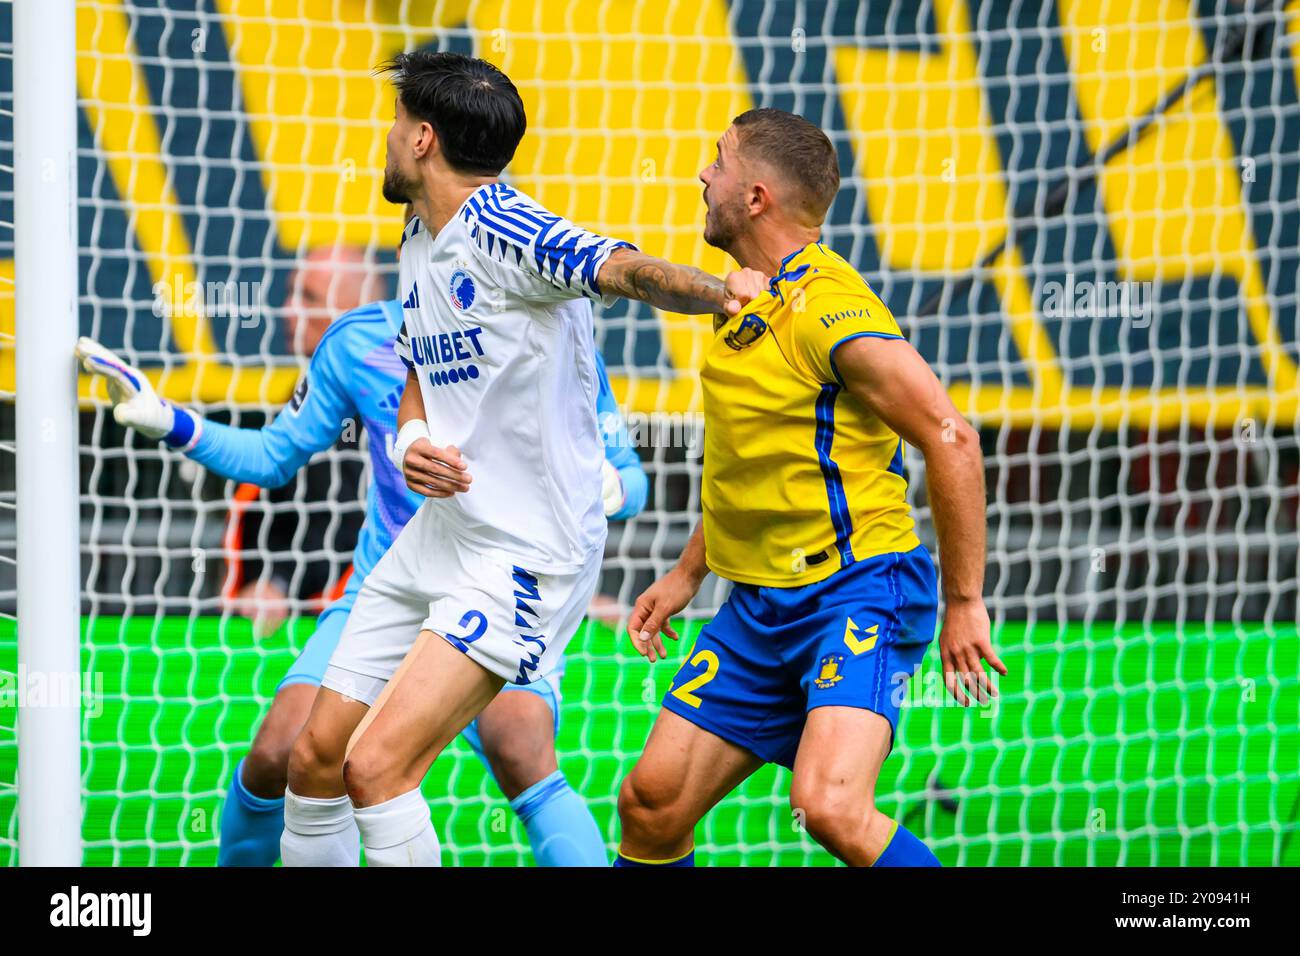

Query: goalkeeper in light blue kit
[76,261,647,867]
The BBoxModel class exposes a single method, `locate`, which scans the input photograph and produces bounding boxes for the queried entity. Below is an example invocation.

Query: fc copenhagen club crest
[449,270,476,311]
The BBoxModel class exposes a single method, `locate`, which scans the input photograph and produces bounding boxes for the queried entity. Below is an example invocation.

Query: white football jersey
[394,182,633,571]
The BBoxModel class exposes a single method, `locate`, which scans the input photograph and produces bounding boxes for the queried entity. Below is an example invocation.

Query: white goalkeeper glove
[75,337,202,450]
[601,459,626,517]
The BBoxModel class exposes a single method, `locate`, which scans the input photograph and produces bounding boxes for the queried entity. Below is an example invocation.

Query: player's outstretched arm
[391,366,471,499]
[628,521,707,662]
[833,337,1007,706]
[75,336,336,487]
[597,248,729,316]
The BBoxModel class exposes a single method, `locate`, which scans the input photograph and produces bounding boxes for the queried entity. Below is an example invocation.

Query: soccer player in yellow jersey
[614,109,1006,867]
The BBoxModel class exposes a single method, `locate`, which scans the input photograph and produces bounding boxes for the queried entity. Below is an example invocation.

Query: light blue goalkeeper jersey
[187,298,647,612]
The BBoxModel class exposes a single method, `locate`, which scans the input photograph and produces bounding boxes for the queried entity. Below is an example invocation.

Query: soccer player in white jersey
[281,51,730,866]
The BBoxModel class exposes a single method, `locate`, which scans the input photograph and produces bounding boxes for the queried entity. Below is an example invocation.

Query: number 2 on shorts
[670,649,720,708]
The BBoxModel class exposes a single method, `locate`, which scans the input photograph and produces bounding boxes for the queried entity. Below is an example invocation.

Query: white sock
[354,789,442,867]
[281,789,360,867]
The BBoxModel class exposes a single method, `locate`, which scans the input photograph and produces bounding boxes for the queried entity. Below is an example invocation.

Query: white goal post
[14,0,82,867]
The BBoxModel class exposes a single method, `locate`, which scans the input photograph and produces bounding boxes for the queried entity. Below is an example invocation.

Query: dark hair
[380,51,526,176]
[732,108,839,222]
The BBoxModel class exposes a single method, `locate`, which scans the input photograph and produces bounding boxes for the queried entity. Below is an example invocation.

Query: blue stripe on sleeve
[814,383,855,566]
[468,183,634,301]
[828,330,906,386]
[475,207,535,246]
[887,440,906,481]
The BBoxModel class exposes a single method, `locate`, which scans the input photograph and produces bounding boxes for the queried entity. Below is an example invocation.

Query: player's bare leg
[217,682,318,866]
[473,692,558,799]
[787,705,894,866]
[617,709,762,864]
[344,630,431,756]
[352,635,604,866]
[790,705,939,866]
[345,631,504,803]
[280,686,372,865]
[476,691,610,866]
[363,674,559,804]
[288,688,371,798]
[341,631,504,865]
[240,683,317,797]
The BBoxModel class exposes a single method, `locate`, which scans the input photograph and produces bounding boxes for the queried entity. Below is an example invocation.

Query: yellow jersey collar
[768,242,819,300]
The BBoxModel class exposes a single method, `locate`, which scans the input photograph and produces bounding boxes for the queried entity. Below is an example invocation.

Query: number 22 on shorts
[670,649,719,708]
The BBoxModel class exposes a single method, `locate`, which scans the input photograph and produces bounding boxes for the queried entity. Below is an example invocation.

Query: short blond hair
[732,108,839,223]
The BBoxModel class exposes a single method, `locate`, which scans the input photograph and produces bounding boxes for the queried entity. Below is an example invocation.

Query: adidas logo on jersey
[378,383,403,412]
[402,281,420,310]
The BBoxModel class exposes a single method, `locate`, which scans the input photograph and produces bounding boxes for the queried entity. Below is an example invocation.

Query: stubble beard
[703,197,742,254]
[382,162,414,205]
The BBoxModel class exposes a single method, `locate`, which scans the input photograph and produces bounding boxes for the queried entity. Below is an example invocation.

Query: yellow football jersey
[700,242,920,587]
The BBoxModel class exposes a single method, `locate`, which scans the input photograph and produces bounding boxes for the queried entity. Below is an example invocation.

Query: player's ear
[413,120,436,161]
[748,181,772,219]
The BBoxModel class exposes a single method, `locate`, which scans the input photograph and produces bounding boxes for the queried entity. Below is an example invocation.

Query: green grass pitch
[1,616,1296,865]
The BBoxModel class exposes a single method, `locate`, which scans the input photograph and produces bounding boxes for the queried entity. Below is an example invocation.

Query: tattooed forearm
[598,249,726,314]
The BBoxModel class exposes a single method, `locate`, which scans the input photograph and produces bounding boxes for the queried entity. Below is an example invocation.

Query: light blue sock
[217,758,286,867]
[509,770,608,867]
[873,820,941,867]
[613,849,695,867]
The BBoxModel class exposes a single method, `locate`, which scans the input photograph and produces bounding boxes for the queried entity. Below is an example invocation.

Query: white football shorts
[321,502,602,707]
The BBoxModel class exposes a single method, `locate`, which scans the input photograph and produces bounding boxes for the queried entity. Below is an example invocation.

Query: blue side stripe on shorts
[872,551,903,711]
